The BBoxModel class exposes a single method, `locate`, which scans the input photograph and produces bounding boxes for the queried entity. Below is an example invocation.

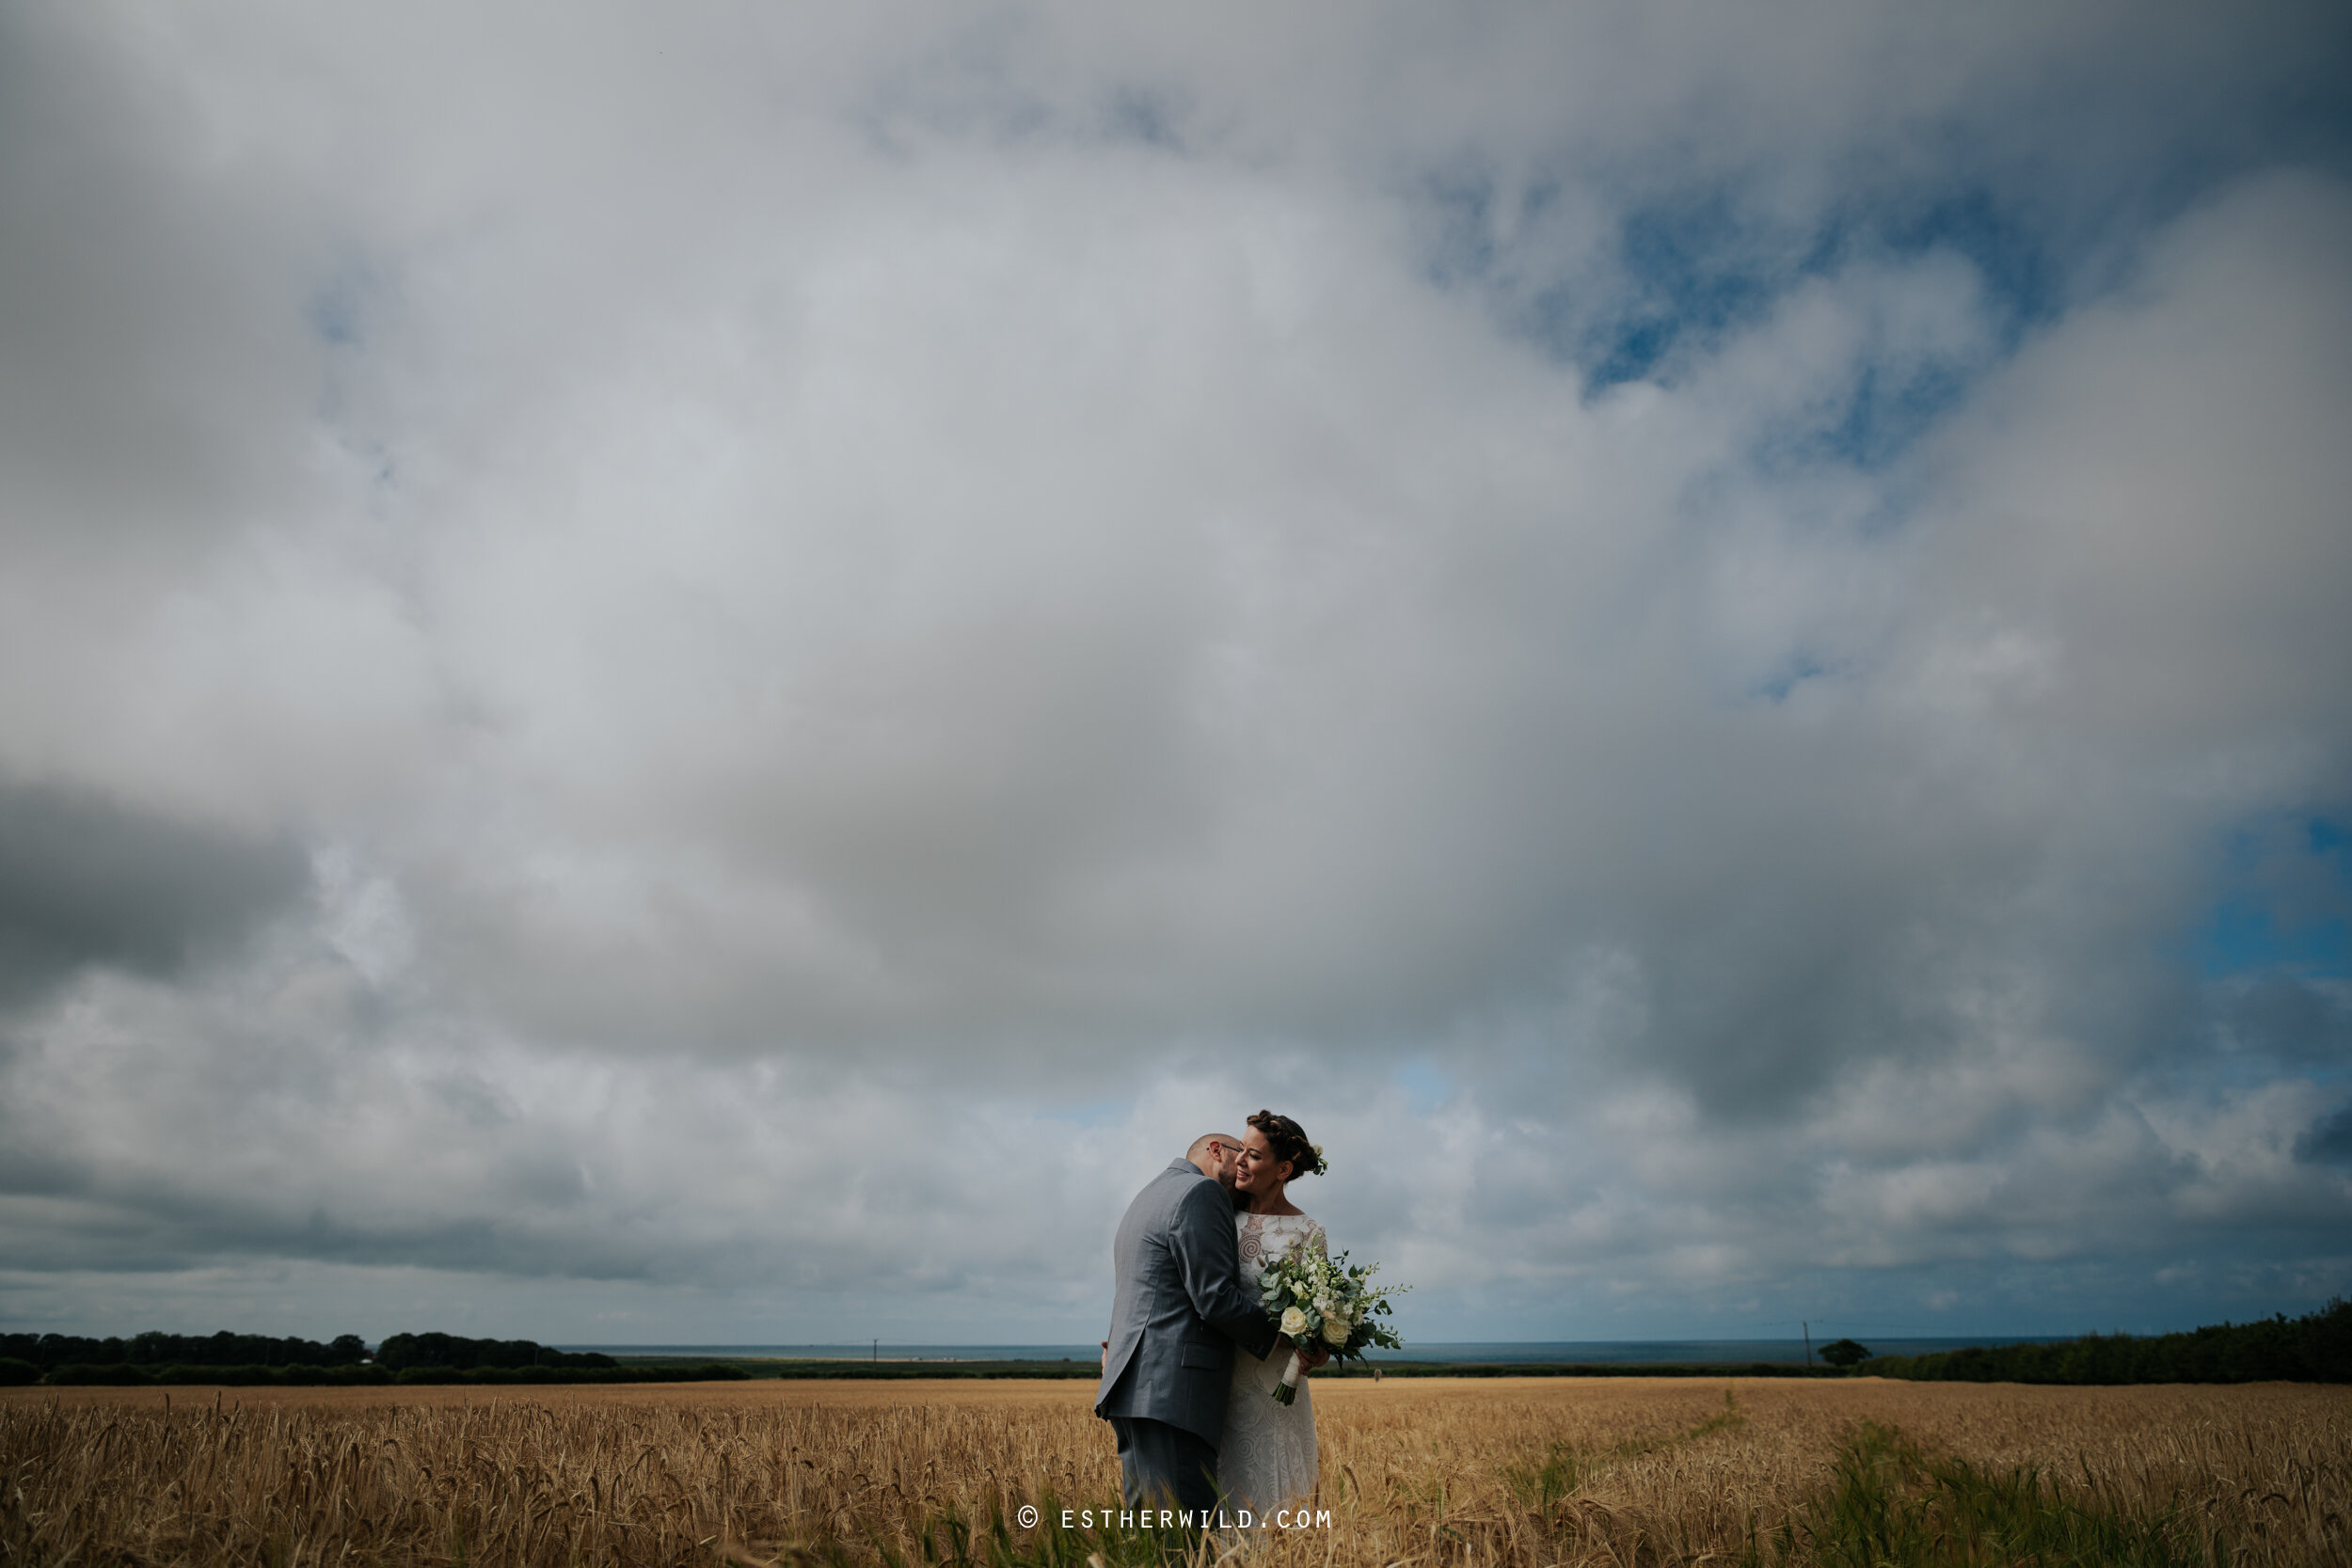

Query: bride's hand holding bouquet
[1259,1243,1405,1404]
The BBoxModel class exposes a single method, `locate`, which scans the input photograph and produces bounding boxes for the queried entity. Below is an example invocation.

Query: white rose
[1322,1316,1350,1346]
[1280,1307,1308,1338]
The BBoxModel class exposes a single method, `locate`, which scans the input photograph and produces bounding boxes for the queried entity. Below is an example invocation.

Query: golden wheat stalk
[0,1377,2344,1567]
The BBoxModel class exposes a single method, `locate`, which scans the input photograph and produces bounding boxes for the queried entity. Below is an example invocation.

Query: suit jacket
[1094,1157,1282,1447]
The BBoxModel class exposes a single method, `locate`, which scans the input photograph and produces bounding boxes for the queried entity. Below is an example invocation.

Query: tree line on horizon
[0,1329,757,1386]
[0,1329,613,1371]
[4,1301,2346,1386]
[1863,1297,2349,1385]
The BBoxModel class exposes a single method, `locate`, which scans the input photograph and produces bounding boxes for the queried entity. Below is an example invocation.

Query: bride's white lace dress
[1219,1211,1323,1519]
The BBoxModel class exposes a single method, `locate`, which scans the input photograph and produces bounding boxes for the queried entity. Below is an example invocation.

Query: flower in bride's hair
[1311,1144,1327,1175]
[1280,1307,1308,1337]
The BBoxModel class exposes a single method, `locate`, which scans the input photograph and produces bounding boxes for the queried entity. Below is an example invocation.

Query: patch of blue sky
[1392,1056,1449,1114]
[1747,654,1831,706]
[2193,815,2352,980]
[1754,354,1984,479]
[1100,84,1184,150]
[1835,186,2063,347]
[1545,187,1794,390]
[2201,901,2350,979]
[1418,164,1508,292]
[305,266,376,349]
[1412,173,2035,485]
[1039,1095,1136,1132]
[1422,125,2352,476]
[1588,186,2044,465]
[1762,192,2057,473]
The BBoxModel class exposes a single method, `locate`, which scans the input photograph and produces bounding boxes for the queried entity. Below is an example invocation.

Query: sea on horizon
[561,1337,2064,1366]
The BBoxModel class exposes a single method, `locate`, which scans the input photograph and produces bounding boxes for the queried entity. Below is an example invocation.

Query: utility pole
[1803,1322,1813,1368]
[872,1338,878,1364]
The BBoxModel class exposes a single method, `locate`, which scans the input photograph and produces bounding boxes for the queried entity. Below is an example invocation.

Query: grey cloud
[0,778,308,1006]
[0,2,2348,1340]
[0,7,332,561]
[2296,1106,2352,1167]
[2212,976,2352,1066]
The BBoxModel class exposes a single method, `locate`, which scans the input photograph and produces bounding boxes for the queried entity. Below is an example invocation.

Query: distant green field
[609,1356,1101,1380]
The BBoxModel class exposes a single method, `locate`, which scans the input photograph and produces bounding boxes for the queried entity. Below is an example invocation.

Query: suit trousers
[1108,1415,1219,1519]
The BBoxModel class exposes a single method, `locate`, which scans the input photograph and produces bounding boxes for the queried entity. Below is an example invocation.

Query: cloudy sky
[3,2,2349,1349]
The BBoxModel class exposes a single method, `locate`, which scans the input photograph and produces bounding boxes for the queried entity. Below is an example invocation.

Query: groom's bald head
[1187,1132,1245,1188]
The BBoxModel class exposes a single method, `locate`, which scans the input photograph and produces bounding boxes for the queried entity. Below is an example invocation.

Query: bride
[1217,1109,1327,1519]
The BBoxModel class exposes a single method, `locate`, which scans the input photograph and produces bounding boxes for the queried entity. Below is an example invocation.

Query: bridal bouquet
[1259,1243,1405,1404]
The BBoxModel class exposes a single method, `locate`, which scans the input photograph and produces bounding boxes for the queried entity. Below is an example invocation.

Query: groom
[1096,1133,1311,1518]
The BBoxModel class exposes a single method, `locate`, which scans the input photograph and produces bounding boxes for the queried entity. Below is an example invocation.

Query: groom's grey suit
[1096,1157,1280,1514]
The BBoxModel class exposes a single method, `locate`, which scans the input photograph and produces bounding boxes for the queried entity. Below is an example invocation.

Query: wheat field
[3,1376,2344,1566]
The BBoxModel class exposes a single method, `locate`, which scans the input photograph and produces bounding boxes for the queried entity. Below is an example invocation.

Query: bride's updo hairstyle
[1248,1109,1326,1179]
